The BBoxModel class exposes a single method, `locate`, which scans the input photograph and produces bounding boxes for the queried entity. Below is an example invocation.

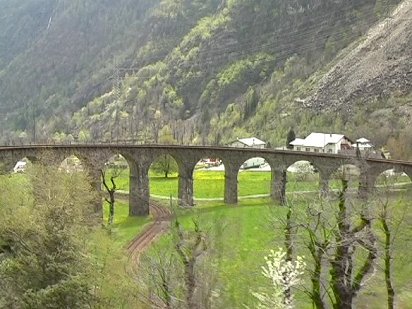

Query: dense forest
[0,0,411,157]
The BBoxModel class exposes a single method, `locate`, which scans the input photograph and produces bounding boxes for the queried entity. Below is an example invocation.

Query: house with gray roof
[229,137,267,149]
[290,132,353,154]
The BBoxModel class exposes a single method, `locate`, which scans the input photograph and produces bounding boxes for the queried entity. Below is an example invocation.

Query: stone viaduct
[1,144,412,216]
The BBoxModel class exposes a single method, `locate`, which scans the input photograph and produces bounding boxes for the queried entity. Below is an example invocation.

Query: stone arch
[99,153,133,220]
[176,152,201,207]
[69,150,134,217]
[237,156,271,199]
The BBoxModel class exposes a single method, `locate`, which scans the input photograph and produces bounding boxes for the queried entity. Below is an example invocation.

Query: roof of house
[354,137,374,148]
[233,137,266,147]
[356,137,371,143]
[290,133,347,148]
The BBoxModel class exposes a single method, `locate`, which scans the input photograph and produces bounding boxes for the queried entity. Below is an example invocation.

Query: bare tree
[329,180,377,309]
[174,219,207,309]
[138,213,219,309]
[139,250,178,309]
[379,198,395,309]
[277,178,379,308]
[101,164,124,225]
[374,172,408,309]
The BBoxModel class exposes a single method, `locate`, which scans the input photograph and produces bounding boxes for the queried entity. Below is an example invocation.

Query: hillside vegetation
[1,0,410,158]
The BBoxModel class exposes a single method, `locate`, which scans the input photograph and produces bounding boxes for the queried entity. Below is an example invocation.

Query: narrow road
[127,201,171,270]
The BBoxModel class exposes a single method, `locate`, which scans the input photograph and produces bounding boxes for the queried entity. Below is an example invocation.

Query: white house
[353,138,374,151]
[229,137,266,149]
[13,161,27,173]
[290,133,352,154]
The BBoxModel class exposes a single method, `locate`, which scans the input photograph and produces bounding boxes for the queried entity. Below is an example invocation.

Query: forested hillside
[1,0,410,156]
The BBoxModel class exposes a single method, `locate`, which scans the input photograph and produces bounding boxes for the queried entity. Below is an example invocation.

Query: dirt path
[127,201,171,269]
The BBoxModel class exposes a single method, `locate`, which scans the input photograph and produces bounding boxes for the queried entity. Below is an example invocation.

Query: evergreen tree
[286,128,296,150]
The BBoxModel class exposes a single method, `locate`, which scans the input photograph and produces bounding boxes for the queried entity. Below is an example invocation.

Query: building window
[305,148,311,152]
[328,149,333,153]
[297,147,301,151]
[314,149,319,153]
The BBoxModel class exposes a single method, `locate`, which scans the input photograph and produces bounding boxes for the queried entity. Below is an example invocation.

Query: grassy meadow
[103,200,152,246]
[5,168,412,308]
[138,188,412,308]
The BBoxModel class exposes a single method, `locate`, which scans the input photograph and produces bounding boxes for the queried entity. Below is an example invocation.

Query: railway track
[127,201,172,269]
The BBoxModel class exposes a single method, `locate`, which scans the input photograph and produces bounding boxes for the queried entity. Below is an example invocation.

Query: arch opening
[12,157,33,174]
[59,155,84,173]
[102,154,130,192]
[375,169,412,193]
[149,154,179,199]
[331,164,361,192]
[285,160,320,198]
[237,157,271,199]
[194,157,225,200]
[101,154,131,222]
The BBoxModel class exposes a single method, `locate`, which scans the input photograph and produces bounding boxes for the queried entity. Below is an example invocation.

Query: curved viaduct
[1,144,412,216]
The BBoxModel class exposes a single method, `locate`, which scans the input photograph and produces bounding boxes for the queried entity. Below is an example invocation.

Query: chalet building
[290,133,352,154]
[229,137,266,149]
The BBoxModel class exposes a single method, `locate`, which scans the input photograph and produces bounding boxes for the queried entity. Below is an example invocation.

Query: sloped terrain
[0,0,409,151]
[305,0,412,114]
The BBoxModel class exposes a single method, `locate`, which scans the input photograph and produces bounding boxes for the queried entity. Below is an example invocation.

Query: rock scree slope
[305,0,412,114]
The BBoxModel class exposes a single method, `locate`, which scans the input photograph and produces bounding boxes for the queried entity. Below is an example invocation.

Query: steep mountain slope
[67,0,399,145]
[0,0,55,68]
[0,0,408,152]
[305,0,412,113]
[0,0,221,136]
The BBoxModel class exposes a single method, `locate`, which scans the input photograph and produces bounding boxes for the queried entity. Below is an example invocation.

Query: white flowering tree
[251,248,306,309]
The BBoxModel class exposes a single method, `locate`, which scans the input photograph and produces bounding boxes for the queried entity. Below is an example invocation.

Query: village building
[229,137,266,149]
[290,132,353,154]
[353,137,374,151]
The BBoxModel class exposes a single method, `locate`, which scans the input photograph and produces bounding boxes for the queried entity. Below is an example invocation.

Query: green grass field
[102,200,152,246]
[137,189,412,308]
[5,170,412,308]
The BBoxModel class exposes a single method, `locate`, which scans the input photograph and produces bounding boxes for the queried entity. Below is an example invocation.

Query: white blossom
[250,248,306,309]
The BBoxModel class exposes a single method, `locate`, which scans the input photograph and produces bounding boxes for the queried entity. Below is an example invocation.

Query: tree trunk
[330,180,353,309]
[309,240,325,309]
[108,192,115,225]
[280,171,287,205]
[284,204,293,303]
[185,260,197,309]
[381,212,395,309]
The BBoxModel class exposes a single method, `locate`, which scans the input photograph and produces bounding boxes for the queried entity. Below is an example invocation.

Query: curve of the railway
[127,201,171,272]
